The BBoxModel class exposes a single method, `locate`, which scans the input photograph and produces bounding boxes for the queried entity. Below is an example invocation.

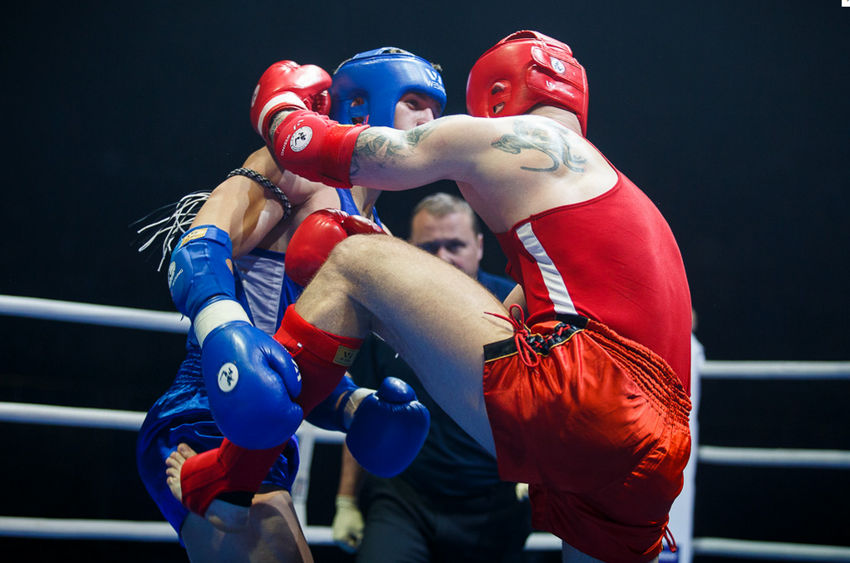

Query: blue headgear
[329,47,447,127]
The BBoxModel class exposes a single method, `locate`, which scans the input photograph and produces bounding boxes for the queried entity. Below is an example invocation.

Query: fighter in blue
[136,47,445,563]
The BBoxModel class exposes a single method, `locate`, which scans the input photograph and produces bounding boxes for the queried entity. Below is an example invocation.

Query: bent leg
[293,235,513,455]
[357,482,432,563]
[182,489,313,563]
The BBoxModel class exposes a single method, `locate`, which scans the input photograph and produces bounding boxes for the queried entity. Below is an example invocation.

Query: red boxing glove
[250,61,333,143]
[285,209,385,287]
[273,110,369,189]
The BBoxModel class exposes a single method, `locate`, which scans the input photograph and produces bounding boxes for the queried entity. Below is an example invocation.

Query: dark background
[1,1,847,561]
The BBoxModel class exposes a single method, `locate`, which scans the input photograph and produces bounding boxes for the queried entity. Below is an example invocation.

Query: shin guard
[274,304,363,416]
[180,438,286,516]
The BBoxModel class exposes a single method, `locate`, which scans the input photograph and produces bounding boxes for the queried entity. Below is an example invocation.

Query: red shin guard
[180,438,286,516]
[274,304,362,416]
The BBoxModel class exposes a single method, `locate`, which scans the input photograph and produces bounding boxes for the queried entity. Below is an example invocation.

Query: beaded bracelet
[227,167,292,218]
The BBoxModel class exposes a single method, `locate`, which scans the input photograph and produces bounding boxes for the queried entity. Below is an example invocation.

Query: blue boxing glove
[345,377,430,478]
[201,321,302,449]
[169,225,303,449]
[306,375,359,433]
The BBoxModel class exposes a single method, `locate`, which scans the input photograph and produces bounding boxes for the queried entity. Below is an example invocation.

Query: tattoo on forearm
[351,121,439,177]
[492,121,587,173]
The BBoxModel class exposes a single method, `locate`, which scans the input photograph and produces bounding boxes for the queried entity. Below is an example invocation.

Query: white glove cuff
[194,299,252,346]
[255,92,308,138]
[343,388,373,429]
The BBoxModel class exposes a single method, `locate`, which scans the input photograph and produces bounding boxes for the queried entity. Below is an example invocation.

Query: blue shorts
[136,346,299,538]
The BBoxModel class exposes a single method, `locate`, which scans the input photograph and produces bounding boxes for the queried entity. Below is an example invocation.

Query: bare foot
[164,443,190,502]
[165,443,250,533]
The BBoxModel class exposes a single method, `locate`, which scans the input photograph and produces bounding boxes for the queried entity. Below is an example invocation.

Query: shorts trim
[483,317,586,362]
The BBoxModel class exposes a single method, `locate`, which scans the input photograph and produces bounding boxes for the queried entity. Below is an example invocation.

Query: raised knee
[326,235,385,270]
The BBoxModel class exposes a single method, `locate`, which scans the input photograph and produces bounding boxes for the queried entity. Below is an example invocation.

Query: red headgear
[466,30,588,134]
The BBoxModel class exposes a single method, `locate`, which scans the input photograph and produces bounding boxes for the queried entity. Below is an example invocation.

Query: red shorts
[482,318,691,563]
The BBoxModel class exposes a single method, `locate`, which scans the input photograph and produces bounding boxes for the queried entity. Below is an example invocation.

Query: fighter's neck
[527,106,582,136]
[351,185,381,220]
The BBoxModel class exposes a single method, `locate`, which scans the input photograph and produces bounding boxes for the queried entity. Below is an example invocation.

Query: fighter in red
[227,31,691,563]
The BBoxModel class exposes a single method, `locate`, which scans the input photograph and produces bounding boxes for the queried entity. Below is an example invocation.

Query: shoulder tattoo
[492,120,587,173]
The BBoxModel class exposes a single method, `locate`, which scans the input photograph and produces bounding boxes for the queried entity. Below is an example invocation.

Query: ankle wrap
[180,438,287,516]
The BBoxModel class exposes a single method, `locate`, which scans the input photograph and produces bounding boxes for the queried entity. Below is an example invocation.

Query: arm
[192,59,335,257]
[169,151,338,451]
[267,111,490,191]
[337,444,366,498]
[266,108,601,237]
[252,56,602,228]
[348,117,479,190]
[347,113,593,192]
[332,445,367,553]
[502,283,527,313]
[192,147,323,258]
[267,107,588,195]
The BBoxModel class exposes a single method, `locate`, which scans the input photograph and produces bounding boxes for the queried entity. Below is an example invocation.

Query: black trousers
[356,475,533,563]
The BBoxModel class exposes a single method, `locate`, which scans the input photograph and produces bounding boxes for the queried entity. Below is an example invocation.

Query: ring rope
[701,360,850,380]
[3,514,850,560]
[0,295,189,333]
[0,401,345,443]
[4,294,849,378]
[0,516,332,546]
[692,538,850,562]
[3,400,847,469]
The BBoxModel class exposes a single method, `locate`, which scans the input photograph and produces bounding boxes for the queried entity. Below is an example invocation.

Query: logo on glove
[251,84,259,109]
[550,56,566,74]
[290,126,313,152]
[217,362,239,392]
[167,262,182,289]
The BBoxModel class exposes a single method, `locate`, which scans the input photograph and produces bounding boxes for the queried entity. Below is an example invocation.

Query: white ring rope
[701,360,850,380]
[0,295,189,333]
[3,513,849,561]
[0,516,178,542]
[0,401,346,443]
[4,294,849,379]
[698,446,850,469]
[2,294,849,558]
[692,538,850,562]
[3,401,849,470]
[0,515,557,549]
[0,402,146,431]
[0,515,336,546]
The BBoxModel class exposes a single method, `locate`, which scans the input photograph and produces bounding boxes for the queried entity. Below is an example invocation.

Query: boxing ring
[2,294,849,561]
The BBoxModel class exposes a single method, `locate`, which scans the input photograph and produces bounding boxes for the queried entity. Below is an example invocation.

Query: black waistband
[483,316,587,362]
[555,313,589,329]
